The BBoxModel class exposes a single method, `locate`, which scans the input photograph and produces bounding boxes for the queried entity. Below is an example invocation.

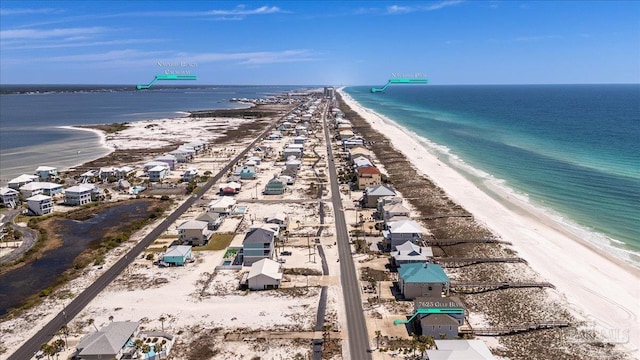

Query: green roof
[398,263,449,283]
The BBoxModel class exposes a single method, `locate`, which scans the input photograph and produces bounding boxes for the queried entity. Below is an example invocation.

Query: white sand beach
[338,88,640,355]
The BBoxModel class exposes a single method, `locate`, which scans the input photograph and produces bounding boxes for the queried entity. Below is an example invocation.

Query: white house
[248,258,282,290]
[391,240,433,266]
[64,184,95,206]
[37,182,64,196]
[169,148,194,163]
[177,219,211,246]
[7,174,39,190]
[208,197,237,214]
[0,187,19,208]
[35,166,57,181]
[26,194,53,216]
[155,154,178,170]
[426,340,495,360]
[143,161,170,173]
[182,168,199,182]
[383,219,425,250]
[148,166,168,182]
[19,182,44,198]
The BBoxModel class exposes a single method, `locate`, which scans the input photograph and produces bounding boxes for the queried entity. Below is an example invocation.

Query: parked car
[281,251,292,256]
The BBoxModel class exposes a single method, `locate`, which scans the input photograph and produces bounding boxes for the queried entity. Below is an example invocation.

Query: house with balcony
[241,228,275,266]
[0,187,19,208]
[362,184,396,208]
[26,194,53,216]
[64,184,95,206]
[7,174,39,190]
[398,262,450,300]
[383,219,425,251]
[75,321,140,360]
[390,240,433,267]
[177,219,212,246]
[35,166,57,181]
[148,166,168,182]
[356,166,381,190]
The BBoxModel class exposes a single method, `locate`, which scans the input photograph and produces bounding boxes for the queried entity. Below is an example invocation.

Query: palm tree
[53,339,65,353]
[375,330,382,349]
[108,315,114,322]
[159,316,166,331]
[322,324,332,341]
[368,225,374,236]
[87,318,98,332]
[58,325,69,350]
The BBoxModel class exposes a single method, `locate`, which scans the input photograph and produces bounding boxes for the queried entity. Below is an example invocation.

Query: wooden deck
[459,321,570,336]
[450,281,555,293]
[428,238,513,246]
[434,257,527,267]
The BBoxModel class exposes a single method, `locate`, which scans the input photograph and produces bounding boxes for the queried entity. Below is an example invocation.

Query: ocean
[344,84,640,266]
[0,85,304,184]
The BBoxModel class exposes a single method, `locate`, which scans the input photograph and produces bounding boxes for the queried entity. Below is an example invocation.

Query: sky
[1,1,639,85]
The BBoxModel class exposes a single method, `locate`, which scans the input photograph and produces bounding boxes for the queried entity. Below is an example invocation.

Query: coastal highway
[8,108,292,360]
[322,103,372,359]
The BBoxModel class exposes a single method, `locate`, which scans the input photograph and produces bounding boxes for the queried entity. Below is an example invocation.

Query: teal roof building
[398,262,450,300]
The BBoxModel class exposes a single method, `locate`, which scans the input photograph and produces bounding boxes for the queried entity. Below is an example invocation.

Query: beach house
[352,155,373,168]
[426,340,495,360]
[283,147,302,159]
[383,219,425,251]
[37,182,64,196]
[177,220,212,246]
[398,262,450,300]
[412,296,466,339]
[390,240,433,266]
[35,166,57,181]
[264,177,286,195]
[382,202,411,222]
[148,166,168,182]
[247,258,283,290]
[26,194,53,216]
[64,184,95,206]
[235,165,256,180]
[19,182,44,198]
[356,166,382,190]
[182,168,199,182]
[143,161,170,173]
[219,181,241,195]
[241,228,275,266]
[208,196,237,215]
[155,154,178,170]
[265,212,288,229]
[0,187,19,208]
[75,321,140,360]
[362,184,396,208]
[196,212,222,230]
[7,174,39,190]
[169,147,194,163]
[161,245,193,266]
[285,158,302,171]
[349,146,373,161]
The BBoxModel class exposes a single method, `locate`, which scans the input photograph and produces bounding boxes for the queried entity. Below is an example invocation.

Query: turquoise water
[344,85,640,264]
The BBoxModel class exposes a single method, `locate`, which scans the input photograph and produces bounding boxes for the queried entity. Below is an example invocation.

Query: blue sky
[1,1,638,85]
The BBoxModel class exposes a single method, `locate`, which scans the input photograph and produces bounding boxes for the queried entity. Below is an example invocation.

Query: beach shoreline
[58,125,115,170]
[338,88,640,355]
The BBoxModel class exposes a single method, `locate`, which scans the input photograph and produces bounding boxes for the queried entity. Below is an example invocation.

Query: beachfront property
[64,184,95,206]
[356,166,382,190]
[391,240,433,266]
[148,166,168,182]
[426,340,495,360]
[78,170,99,183]
[398,262,450,300]
[35,166,57,181]
[382,202,411,222]
[241,228,275,266]
[285,158,302,171]
[99,166,135,182]
[34,182,64,196]
[75,321,140,360]
[343,136,366,150]
[283,147,302,159]
[0,187,19,208]
[247,258,283,290]
[264,176,286,195]
[18,182,44,198]
[207,196,237,215]
[7,174,39,190]
[362,184,396,208]
[348,146,373,161]
[184,140,207,154]
[383,219,425,251]
[352,155,373,168]
[26,194,53,216]
[155,154,178,170]
[177,219,212,246]
[376,196,403,217]
[182,167,198,182]
[412,296,466,339]
[161,245,193,266]
[143,161,170,173]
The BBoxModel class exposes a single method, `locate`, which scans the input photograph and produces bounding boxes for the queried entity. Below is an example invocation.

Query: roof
[357,166,380,175]
[77,321,139,357]
[65,184,95,193]
[266,212,287,223]
[35,166,56,172]
[178,219,208,230]
[144,161,169,168]
[353,157,373,168]
[426,340,495,360]
[156,154,177,161]
[0,187,19,196]
[196,212,220,223]
[384,202,410,214]
[148,165,167,172]
[248,258,282,280]
[26,194,51,201]
[388,220,424,235]
[19,182,45,191]
[421,314,460,326]
[8,174,38,184]
[36,182,62,190]
[398,263,449,284]
[243,228,275,245]
[164,245,192,258]
[391,241,433,260]
[208,196,236,208]
[365,184,395,197]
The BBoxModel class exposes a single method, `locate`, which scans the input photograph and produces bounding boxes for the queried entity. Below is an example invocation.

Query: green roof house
[398,262,450,300]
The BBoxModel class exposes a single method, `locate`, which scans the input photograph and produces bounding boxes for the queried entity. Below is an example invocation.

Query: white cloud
[184,50,317,65]
[1,38,165,50]
[515,35,562,42]
[0,8,61,16]
[0,27,107,40]
[386,1,464,14]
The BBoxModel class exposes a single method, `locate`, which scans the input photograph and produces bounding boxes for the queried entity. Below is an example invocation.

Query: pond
[0,200,156,316]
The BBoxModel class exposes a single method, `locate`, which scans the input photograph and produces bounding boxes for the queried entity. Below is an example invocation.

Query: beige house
[247,258,283,290]
[356,166,382,190]
[177,219,212,246]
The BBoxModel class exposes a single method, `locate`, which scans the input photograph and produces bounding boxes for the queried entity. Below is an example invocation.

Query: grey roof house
[242,228,275,266]
[75,321,139,360]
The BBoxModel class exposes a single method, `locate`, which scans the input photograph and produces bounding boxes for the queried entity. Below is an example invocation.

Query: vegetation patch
[193,233,234,251]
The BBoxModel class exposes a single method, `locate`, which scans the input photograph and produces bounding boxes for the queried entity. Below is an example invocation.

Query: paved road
[322,103,372,359]
[8,109,291,360]
[0,210,38,264]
